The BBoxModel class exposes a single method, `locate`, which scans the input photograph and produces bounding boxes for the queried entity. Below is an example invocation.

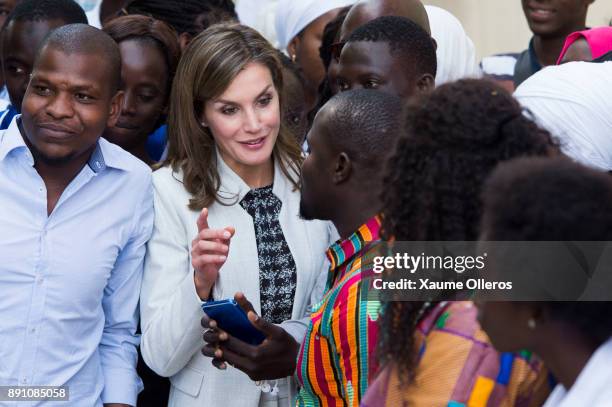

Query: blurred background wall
[424,0,612,59]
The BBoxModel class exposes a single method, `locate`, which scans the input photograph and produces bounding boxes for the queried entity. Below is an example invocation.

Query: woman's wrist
[194,270,214,301]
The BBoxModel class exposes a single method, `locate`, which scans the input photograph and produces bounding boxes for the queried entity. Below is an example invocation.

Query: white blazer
[140,153,334,407]
[543,338,612,407]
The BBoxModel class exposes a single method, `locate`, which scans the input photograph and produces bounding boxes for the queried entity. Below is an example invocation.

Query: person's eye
[75,93,94,102]
[7,66,25,75]
[364,79,380,89]
[33,85,51,96]
[221,105,238,115]
[337,80,350,92]
[257,94,273,107]
[138,93,156,103]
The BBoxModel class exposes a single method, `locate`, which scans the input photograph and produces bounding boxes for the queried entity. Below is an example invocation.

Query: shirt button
[37,277,44,285]
[21,378,28,384]
[30,327,36,333]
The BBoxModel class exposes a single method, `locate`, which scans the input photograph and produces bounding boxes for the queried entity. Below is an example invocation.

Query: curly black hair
[377,79,559,383]
[482,156,612,347]
[126,0,237,37]
[347,15,437,78]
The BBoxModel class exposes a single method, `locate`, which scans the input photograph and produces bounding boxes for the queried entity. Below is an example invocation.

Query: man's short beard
[29,142,76,167]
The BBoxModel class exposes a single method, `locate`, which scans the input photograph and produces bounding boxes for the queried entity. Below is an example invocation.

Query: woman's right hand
[191,208,235,300]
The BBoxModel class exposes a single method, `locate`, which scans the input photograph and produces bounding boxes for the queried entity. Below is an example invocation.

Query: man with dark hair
[0,0,88,129]
[201,89,403,406]
[335,15,436,99]
[0,24,152,407]
[481,0,596,91]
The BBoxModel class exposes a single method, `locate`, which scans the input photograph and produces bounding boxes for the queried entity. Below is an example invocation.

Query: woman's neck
[223,154,274,189]
[534,327,597,390]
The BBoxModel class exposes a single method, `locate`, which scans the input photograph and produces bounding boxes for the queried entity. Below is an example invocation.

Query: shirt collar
[0,115,27,162]
[0,115,129,172]
[215,147,288,205]
[527,38,543,72]
[326,215,382,271]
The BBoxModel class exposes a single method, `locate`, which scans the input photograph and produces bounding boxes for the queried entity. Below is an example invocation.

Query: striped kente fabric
[361,302,551,407]
[295,216,382,407]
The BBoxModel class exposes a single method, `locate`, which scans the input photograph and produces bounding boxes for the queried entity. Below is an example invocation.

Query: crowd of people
[0,0,611,406]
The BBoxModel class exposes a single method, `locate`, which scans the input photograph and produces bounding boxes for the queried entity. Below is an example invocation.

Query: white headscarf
[515,61,612,171]
[236,0,280,47]
[425,5,481,86]
[275,0,357,51]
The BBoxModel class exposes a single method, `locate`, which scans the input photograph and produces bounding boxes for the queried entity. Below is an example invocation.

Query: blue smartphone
[201,299,266,346]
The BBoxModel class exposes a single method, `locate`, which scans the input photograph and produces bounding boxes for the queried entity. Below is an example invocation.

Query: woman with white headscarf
[515,61,612,172]
[275,0,357,110]
[425,5,481,86]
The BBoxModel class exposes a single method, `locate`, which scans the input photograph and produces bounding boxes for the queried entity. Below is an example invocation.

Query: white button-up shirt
[0,117,154,406]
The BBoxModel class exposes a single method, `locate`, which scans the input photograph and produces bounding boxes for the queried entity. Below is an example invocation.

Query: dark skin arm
[201,292,299,381]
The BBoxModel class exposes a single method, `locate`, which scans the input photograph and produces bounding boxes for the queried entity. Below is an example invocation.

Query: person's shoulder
[99,138,151,180]
[421,301,489,343]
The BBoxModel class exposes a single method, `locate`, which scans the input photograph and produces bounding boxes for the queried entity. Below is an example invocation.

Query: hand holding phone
[201,293,300,381]
[202,299,266,345]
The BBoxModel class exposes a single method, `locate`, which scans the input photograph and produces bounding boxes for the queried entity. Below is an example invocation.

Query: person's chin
[33,149,76,166]
[298,199,315,221]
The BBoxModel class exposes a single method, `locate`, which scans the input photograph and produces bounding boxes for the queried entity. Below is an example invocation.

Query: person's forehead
[214,63,275,103]
[119,40,168,78]
[340,7,376,42]
[3,19,65,57]
[339,41,394,71]
[34,48,113,91]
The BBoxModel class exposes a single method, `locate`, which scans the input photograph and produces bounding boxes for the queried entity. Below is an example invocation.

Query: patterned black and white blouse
[239,185,297,324]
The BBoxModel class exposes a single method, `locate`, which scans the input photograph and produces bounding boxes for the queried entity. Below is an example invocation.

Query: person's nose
[45,92,74,120]
[243,107,263,134]
[121,90,137,116]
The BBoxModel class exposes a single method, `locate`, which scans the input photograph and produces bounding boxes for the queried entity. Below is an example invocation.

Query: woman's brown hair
[166,23,303,210]
[103,15,181,99]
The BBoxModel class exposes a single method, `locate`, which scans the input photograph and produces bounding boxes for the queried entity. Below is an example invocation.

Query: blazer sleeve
[280,221,335,344]
[140,175,204,377]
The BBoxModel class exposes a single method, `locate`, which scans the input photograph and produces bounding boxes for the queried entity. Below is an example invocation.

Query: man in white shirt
[0,24,152,406]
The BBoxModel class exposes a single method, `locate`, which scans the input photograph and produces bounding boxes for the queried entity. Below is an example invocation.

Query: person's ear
[332,152,352,184]
[287,36,300,63]
[416,73,435,94]
[179,32,193,52]
[431,37,438,52]
[106,90,124,128]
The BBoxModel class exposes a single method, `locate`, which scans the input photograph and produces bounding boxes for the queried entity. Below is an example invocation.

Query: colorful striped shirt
[296,216,382,407]
[361,302,551,407]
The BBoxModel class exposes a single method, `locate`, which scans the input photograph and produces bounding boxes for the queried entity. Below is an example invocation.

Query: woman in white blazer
[140,23,332,407]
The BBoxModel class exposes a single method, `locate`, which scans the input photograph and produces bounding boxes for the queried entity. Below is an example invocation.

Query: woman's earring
[527,318,537,330]
[200,121,208,127]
